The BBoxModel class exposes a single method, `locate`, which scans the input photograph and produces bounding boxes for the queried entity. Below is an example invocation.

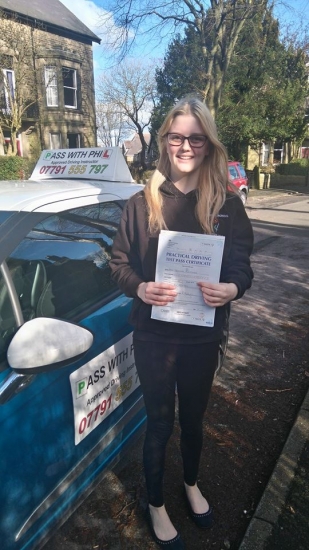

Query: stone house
[0,0,100,157]
[123,133,156,167]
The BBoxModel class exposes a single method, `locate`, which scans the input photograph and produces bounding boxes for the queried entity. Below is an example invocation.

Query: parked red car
[228,161,249,204]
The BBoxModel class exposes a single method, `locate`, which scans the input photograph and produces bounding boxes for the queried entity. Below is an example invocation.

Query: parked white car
[0,148,146,550]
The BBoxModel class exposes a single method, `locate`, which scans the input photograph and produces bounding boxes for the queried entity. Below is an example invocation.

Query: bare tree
[0,11,42,155]
[99,0,270,117]
[96,102,130,146]
[96,60,156,169]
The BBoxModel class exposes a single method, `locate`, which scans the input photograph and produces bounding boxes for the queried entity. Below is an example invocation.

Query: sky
[59,0,165,81]
[58,0,118,78]
[59,0,309,84]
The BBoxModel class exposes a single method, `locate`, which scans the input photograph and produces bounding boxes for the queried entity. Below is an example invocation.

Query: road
[222,186,309,394]
[44,184,309,550]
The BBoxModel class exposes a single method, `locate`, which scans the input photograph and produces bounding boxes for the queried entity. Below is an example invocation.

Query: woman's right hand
[137,282,177,305]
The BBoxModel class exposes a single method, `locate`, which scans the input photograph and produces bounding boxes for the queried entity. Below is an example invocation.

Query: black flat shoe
[183,489,214,529]
[146,507,185,549]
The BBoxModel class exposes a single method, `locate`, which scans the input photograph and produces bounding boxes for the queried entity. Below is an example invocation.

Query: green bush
[276,160,309,176]
[0,156,36,180]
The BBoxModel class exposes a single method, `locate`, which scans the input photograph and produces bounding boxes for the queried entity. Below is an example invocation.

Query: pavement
[238,389,309,550]
[238,181,309,550]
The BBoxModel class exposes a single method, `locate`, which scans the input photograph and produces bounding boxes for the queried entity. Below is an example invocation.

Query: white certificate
[151,230,225,327]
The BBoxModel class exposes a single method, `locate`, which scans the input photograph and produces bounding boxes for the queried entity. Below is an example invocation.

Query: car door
[0,200,145,550]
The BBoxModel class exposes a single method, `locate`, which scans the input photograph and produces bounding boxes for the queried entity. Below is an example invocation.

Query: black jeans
[133,337,219,507]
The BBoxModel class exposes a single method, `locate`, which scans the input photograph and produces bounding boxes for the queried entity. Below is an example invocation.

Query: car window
[228,166,238,180]
[3,201,124,327]
[237,164,247,178]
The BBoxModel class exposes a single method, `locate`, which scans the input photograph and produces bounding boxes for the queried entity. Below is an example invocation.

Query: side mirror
[7,318,93,373]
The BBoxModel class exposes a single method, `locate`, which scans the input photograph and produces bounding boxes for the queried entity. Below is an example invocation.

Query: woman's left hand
[197,282,238,307]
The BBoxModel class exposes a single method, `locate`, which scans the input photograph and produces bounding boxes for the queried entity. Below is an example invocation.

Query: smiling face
[166,114,209,183]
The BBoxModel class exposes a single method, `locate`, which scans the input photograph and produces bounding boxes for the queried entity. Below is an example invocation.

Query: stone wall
[269,174,306,187]
[248,169,307,190]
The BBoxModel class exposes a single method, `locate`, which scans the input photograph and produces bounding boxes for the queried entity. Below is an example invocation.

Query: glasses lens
[189,135,207,147]
[168,133,183,145]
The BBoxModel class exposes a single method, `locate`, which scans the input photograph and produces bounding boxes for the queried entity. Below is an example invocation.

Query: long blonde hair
[144,96,230,234]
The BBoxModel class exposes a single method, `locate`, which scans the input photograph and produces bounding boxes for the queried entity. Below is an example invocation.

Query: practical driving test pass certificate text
[151,230,225,327]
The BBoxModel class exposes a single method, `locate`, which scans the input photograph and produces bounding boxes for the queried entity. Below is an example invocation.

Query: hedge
[275,159,309,176]
[0,156,36,180]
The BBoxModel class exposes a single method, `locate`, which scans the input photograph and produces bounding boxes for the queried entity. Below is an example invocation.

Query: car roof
[0,179,143,213]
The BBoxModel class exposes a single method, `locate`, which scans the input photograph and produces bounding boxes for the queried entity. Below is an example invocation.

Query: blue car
[0,148,146,550]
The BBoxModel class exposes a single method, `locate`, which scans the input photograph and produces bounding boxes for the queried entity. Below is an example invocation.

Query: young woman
[110,96,254,549]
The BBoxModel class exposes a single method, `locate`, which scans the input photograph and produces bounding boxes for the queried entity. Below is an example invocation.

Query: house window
[50,133,62,149]
[62,68,77,108]
[45,67,58,107]
[67,133,80,148]
[0,69,15,111]
[262,143,270,165]
[273,142,283,164]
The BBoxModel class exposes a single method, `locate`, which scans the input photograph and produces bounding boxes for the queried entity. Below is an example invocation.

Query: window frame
[67,133,81,148]
[45,66,59,108]
[273,141,283,165]
[0,69,15,112]
[62,67,77,109]
[262,142,270,166]
[49,132,62,150]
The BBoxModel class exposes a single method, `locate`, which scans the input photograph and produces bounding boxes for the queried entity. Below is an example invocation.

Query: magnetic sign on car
[70,333,139,445]
[31,146,134,182]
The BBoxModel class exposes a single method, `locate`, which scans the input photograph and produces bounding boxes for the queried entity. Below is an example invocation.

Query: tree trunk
[140,139,148,171]
[11,132,18,156]
[0,126,5,155]
[268,141,274,166]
